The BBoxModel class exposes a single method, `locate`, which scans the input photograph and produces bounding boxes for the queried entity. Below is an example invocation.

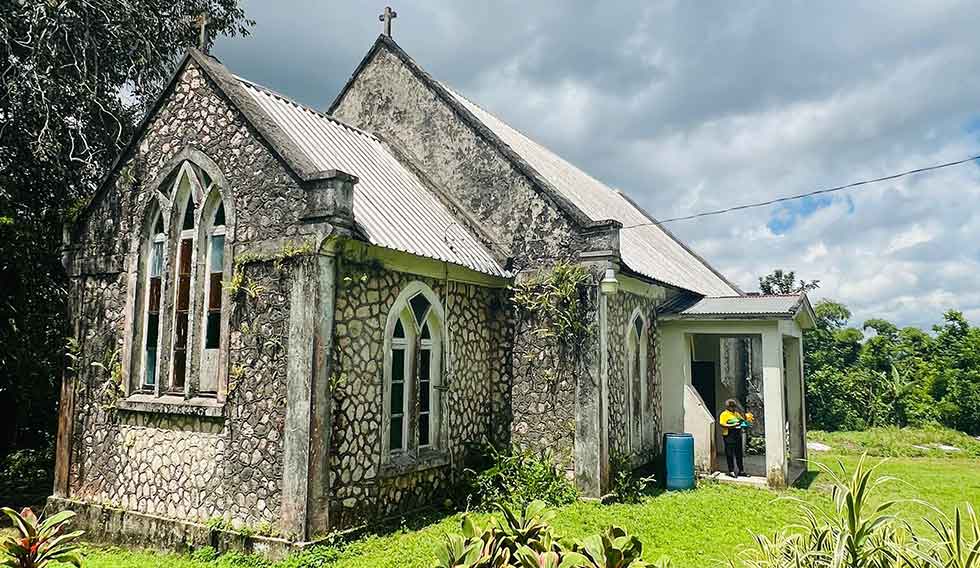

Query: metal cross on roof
[379,6,397,37]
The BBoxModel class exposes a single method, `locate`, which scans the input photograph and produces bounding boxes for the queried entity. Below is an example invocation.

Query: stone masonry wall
[327,258,510,529]
[607,290,664,466]
[66,58,313,533]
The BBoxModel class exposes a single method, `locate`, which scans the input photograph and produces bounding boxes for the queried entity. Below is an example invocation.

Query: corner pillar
[761,326,787,488]
[306,250,338,536]
[575,280,609,498]
[279,259,318,538]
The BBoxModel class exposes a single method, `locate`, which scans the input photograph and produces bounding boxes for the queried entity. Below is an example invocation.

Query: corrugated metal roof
[440,84,738,297]
[665,294,804,317]
[237,78,507,278]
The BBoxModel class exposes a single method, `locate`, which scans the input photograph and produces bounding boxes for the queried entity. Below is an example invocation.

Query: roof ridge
[236,74,381,142]
[439,82,617,193]
[328,34,603,231]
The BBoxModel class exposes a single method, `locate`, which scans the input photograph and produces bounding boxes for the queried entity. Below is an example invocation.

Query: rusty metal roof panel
[238,79,507,278]
[440,84,738,297]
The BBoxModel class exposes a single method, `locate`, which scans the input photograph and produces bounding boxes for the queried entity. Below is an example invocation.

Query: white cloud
[216,0,980,329]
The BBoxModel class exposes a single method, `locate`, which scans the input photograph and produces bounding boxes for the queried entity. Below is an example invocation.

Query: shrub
[435,500,670,567]
[0,507,84,567]
[610,454,650,504]
[465,445,578,509]
[733,455,980,568]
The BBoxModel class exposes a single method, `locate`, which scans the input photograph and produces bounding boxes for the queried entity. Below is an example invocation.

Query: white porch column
[659,326,691,435]
[761,326,787,488]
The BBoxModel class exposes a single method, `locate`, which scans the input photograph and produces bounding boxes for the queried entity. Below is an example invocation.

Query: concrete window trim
[381,281,448,470]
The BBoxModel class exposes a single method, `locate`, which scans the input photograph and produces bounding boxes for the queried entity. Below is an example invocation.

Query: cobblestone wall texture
[67,60,307,532]
[328,260,510,528]
[607,291,664,464]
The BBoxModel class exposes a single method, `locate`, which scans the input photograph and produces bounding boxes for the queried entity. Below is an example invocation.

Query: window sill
[379,449,449,478]
[116,393,225,418]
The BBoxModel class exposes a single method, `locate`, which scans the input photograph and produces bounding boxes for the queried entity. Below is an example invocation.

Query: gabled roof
[77,49,507,278]
[236,78,507,277]
[442,86,739,297]
[660,293,816,329]
[330,35,740,297]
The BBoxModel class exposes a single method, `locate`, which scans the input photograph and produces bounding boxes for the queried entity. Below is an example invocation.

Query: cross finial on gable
[195,12,211,51]
[379,6,397,37]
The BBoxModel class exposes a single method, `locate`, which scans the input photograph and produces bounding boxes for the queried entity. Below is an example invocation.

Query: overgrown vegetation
[512,262,594,351]
[0,0,252,488]
[436,500,669,568]
[735,456,980,568]
[610,454,652,505]
[465,445,579,510]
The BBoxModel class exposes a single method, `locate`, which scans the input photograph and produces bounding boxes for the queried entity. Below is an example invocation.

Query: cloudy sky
[214,1,980,330]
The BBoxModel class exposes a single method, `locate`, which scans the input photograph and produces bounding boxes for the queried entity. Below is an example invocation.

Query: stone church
[51,32,814,549]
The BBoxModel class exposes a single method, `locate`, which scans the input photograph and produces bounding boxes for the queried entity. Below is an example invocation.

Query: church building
[51,29,814,550]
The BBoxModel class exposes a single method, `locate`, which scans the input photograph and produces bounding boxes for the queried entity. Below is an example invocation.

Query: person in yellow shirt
[719,399,747,478]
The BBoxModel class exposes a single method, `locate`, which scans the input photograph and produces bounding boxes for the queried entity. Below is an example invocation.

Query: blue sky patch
[767,195,835,234]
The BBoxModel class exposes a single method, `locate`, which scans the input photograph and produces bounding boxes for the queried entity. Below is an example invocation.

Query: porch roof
[660,293,816,329]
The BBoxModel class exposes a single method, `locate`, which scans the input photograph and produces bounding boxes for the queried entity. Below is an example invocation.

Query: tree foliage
[804,301,980,434]
[757,269,980,434]
[0,0,251,454]
[758,269,820,295]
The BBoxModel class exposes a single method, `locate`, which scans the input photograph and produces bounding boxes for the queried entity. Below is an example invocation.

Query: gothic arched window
[384,283,445,457]
[128,155,233,400]
[198,196,227,395]
[140,212,166,389]
[169,181,197,392]
[626,310,647,452]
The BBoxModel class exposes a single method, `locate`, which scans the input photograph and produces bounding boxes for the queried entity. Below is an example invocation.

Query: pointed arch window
[127,156,233,402]
[199,202,226,394]
[384,284,444,457]
[170,192,196,392]
[141,213,166,389]
[626,311,647,452]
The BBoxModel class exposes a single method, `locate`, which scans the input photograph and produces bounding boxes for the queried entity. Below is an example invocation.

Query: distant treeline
[804,302,980,435]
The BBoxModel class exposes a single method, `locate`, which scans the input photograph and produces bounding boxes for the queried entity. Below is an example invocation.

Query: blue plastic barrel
[664,433,696,490]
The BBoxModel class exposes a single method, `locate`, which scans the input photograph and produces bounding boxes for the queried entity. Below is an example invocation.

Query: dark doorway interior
[692,361,716,416]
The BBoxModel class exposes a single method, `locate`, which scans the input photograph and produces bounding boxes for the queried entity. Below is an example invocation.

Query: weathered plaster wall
[330,45,591,270]
[65,60,313,533]
[606,290,663,466]
[327,259,510,529]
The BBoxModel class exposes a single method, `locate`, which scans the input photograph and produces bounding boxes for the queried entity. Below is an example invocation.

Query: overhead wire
[621,153,980,227]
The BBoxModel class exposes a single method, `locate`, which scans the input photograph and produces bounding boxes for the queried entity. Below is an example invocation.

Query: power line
[624,153,980,227]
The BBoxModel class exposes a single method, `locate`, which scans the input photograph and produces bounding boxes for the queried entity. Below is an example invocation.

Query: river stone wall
[327,259,510,529]
[65,57,314,534]
[607,290,665,467]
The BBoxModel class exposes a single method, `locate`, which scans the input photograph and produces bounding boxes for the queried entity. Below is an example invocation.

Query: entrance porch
[659,295,815,488]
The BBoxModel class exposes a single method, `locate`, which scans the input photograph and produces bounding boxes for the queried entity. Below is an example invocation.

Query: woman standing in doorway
[719,399,748,478]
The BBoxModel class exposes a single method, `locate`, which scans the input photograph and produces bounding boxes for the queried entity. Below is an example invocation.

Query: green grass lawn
[45,429,980,567]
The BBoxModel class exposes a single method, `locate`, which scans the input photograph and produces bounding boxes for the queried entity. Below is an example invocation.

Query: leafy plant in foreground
[0,507,84,567]
[733,455,980,568]
[435,500,668,567]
